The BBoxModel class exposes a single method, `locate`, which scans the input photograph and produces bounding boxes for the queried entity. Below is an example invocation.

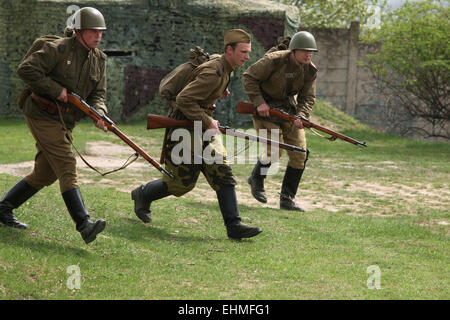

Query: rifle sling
[55,100,139,176]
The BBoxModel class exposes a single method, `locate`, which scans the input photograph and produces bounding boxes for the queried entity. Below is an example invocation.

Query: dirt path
[1,141,448,220]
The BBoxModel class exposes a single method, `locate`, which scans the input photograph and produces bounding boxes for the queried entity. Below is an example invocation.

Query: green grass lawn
[0,110,448,300]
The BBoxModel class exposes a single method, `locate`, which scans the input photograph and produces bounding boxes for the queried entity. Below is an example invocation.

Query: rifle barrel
[272,109,367,147]
[219,126,306,153]
[236,101,367,147]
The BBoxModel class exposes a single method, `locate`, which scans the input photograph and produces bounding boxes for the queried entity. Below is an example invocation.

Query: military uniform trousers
[162,127,237,197]
[253,117,307,169]
[24,116,78,193]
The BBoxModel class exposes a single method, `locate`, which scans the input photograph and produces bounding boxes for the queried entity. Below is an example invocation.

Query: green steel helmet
[288,31,318,52]
[71,7,107,30]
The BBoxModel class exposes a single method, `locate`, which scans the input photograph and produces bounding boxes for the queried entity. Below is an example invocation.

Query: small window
[104,50,137,57]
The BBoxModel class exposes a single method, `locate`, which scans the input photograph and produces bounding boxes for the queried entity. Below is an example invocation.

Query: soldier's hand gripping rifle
[66,92,174,179]
[147,114,307,154]
[236,101,367,147]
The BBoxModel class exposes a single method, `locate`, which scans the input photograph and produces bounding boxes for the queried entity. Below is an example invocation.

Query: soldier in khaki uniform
[131,29,262,240]
[0,7,108,244]
[243,31,318,212]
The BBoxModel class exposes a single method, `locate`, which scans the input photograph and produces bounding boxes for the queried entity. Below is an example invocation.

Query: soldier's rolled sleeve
[17,42,64,99]
[243,57,274,107]
[176,72,216,129]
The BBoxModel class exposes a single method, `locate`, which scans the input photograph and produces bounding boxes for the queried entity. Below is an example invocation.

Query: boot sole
[12,223,28,229]
[280,205,305,212]
[83,220,106,244]
[0,215,28,229]
[0,221,28,229]
[228,228,262,241]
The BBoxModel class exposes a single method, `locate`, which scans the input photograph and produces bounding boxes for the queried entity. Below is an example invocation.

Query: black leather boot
[62,188,106,244]
[247,159,271,203]
[0,178,38,229]
[131,179,169,223]
[217,186,262,240]
[280,166,305,212]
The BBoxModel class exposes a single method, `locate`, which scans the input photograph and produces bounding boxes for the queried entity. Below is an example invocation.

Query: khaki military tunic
[17,36,107,193]
[243,50,317,169]
[162,54,236,196]
[159,46,220,113]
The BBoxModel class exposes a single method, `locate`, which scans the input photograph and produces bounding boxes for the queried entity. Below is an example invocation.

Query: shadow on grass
[0,226,89,257]
[105,217,236,244]
[105,199,262,245]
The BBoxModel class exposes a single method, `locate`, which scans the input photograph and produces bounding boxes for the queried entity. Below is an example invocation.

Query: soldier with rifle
[243,31,319,212]
[0,7,108,244]
[131,29,263,240]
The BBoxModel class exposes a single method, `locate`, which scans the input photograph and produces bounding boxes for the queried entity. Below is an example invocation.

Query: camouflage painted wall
[0,0,299,127]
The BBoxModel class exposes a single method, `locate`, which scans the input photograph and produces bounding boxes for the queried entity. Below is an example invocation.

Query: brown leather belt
[31,93,75,114]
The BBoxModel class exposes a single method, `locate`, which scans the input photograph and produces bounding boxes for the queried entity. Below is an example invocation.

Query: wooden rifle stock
[66,93,174,179]
[236,101,367,147]
[146,114,192,129]
[147,114,307,154]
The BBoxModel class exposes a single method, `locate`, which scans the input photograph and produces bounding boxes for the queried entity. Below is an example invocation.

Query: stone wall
[308,22,385,129]
[0,0,298,127]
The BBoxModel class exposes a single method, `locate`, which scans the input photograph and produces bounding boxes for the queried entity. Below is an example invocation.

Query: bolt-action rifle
[236,101,367,147]
[66,93,174,179]
[146,114,307,154]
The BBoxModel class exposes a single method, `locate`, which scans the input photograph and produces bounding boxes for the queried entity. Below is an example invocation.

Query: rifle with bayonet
[66,92,174,179]
[236,101,367,147]
[146,114,307,154]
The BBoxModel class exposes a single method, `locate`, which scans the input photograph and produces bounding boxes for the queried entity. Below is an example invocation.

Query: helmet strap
[76,30,94,51]
[290,51,301,66]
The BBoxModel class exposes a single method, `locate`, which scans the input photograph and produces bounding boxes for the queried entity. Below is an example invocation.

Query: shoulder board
[55,37,73,54]
[205,58,222,77]
[193,60,221,78]
[266,50,289,65]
